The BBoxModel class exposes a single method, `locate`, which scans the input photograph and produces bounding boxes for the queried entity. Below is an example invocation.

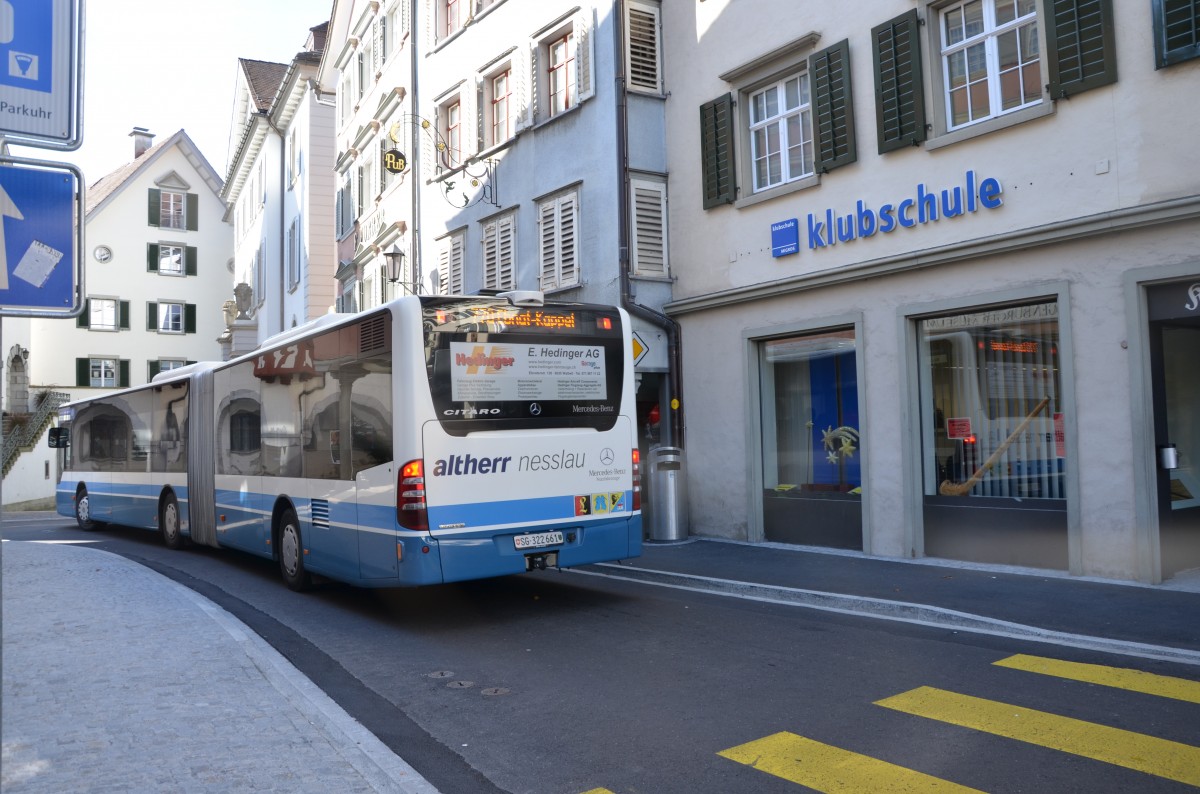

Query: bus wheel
[75,487,103,531]
[278,509,311,592]
[160,493,185,550]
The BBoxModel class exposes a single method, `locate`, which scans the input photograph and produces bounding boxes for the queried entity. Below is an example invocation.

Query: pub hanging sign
[383,149,407,174]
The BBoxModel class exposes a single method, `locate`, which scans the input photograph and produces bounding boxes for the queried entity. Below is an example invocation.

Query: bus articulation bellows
[54,293,643,590]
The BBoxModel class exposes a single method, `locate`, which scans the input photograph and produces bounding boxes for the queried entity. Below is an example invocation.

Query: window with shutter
[1153,0,1200,68]
[626,2,662,94]
[1046,0,1117,96]
[873,10,926,153]
[810,39,857,172]
[631,178,667,278]
[439,231,465,294]
[482,212,516,290]
[700,93,736,208]
[538,190,579,290]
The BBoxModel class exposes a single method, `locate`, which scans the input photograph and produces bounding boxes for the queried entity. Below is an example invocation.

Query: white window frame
[531,12,594,125]
[938,0,1042,131]
[438,230,465,294]
[486,66,513,148]
[158,359,187,372]
[157,302,185,334]
[481,211,517,291]
[920,0,1052,148]
[158,244,185,276]
[90,358,117,388]
[537,188,579,291]
[287,218,301,290]
[630,177,668,278]
[160,191,186,230]
[748,72,814,193]
[89,298,118,331]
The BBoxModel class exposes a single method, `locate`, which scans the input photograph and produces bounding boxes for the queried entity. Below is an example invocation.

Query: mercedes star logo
[600,448,615,465]
[529,403,542,416]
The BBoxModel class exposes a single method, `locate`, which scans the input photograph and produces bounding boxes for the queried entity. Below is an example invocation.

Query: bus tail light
[398,459,428,531]
[632,449,641,511]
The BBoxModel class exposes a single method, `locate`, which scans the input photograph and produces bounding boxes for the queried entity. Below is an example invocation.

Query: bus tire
[159,492,185,550]
[278,508,311,592]
[74,486,104,531]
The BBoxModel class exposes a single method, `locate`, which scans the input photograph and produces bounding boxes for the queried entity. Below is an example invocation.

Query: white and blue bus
[53,293,642,590]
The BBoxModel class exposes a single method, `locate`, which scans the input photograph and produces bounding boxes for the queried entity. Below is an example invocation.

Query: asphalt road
[5,514,1199,793]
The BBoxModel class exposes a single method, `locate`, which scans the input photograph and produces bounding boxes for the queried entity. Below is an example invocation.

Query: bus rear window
[422,298,624,435]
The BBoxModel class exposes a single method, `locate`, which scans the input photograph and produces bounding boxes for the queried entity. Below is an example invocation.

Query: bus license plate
[514,531,563,550]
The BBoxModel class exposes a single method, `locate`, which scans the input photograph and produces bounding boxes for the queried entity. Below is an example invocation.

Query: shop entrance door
[1148,281,1200,579]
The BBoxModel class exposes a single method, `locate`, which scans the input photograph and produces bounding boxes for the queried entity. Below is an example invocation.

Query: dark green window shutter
[1046,0,1117,97]
[147,302,158,331]
[811,39,857,173]
[184,304,197,334]
[185,246,197,276]
[185,193,199,231]
[872,10,926,154]
[148,189,161,226]
[147,244,159,272]
[1154,0,1200,68]
[76,358,89,387]
[699,93,736,209]
[118,360,130,388]
[148,360,161,381]
[77,298,90,328]
[119,300,130,330]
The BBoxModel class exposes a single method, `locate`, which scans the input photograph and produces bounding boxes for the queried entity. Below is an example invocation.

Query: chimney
[130,127,154,158]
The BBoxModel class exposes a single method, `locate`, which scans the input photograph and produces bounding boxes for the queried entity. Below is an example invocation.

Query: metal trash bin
[646,446,689,542]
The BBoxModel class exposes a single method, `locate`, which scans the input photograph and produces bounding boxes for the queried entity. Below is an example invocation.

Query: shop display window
[919,301,1064,500]
[759,328,862,549]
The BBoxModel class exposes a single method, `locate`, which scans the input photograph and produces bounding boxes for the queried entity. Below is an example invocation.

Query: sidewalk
[1,540,438,794]
[584,538,1200,665]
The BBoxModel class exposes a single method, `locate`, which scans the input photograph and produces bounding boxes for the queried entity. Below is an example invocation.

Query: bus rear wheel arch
[275,505,311,592]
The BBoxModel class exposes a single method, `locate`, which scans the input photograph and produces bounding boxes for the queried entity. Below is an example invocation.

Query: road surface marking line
[994,654,1200,703]
[578,789,616,794]
[717,731,983,792]
[875,686,1200,786]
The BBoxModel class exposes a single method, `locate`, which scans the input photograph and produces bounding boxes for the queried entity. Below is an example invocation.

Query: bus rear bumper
[436,515,642,584]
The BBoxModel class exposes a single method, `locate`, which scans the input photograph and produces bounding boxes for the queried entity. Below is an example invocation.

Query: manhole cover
[446,680,475,689]
[427,670,454,679]
[481,688,511,697]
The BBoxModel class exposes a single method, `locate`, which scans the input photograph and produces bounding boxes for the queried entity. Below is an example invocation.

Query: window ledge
[734,173,821,210]
[926,102,1055,151]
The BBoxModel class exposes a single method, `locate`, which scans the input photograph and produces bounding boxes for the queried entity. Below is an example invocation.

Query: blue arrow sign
[0,161,78,314]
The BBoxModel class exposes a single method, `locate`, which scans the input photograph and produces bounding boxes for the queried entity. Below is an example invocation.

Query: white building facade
[320,0,415,315]
[663,0,1200,583]
[222,23,338,351]
[2,129,231,506]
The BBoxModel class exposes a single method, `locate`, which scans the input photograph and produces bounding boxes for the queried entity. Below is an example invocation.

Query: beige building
[663,0,1200,583]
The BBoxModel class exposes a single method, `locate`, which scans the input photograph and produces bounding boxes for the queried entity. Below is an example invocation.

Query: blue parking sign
[0,0,81,148]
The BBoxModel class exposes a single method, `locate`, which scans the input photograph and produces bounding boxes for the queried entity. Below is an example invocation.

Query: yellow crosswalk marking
[718,731,984,792]
[994,654,1200,703]
[876,686,1200,786]
[579,789,615,794]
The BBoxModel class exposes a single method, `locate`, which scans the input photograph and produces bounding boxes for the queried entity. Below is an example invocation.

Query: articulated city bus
[53,292,642,589]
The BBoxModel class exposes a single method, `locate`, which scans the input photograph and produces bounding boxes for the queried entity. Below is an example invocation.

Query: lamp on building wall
[384,244,406,284]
